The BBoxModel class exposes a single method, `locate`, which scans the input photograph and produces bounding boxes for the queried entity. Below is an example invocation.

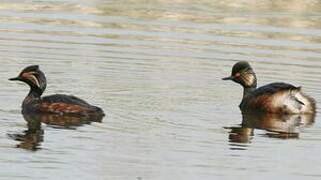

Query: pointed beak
[9,77,21,81]
[222,76,234,81]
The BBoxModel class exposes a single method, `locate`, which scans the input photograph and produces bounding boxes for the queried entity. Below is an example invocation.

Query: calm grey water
[0,0,321,179]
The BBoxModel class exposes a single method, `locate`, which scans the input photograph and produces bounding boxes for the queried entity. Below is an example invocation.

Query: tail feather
[89,105,105,116]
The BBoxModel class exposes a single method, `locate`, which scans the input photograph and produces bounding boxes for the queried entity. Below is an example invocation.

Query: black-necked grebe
[9,65,105,117]
[222,61,316,114]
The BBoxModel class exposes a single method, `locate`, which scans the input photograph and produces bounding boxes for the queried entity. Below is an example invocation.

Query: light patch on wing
[22,72,40,88]
[271,89,314,114]
[269,91,298,113]
[294,92,314,113]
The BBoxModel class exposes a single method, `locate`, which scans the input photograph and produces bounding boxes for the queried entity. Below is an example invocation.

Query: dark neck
[23,88,42,106]
[243,86,256,98]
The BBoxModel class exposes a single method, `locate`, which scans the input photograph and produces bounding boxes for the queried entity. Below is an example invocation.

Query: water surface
[0,0,321,179]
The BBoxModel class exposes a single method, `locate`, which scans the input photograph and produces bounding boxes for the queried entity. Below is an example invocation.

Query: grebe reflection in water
[226,112,315,145]
[8,112,103,151]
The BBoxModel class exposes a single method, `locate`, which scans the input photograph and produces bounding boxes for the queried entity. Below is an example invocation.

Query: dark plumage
[10,65,105,117]
[223,61,316,114]
[250,82,297,96]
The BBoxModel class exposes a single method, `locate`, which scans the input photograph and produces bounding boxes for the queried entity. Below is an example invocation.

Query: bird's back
[240,83,316,114]
[36,94,105,117]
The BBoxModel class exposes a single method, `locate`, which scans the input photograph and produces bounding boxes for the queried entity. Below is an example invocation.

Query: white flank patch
[295,92,312,113]
[271,90,312,114]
